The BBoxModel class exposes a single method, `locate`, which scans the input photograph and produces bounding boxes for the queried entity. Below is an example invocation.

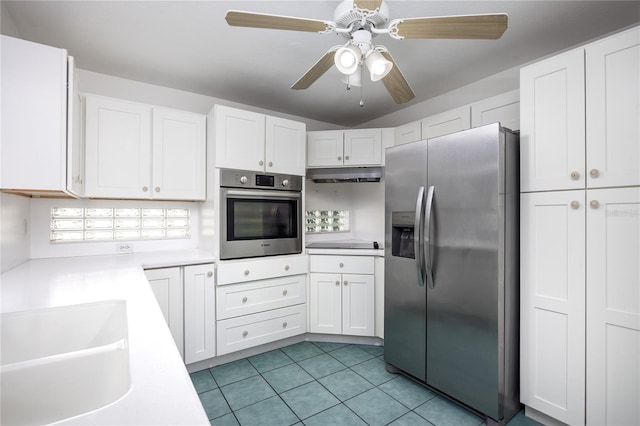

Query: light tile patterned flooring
[189,341,541,426]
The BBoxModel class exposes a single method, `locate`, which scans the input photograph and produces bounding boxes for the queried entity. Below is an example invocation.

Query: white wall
[0,193,30,272]
[305,180,385,245]
[77,70,344,131]
[357,65,520,129]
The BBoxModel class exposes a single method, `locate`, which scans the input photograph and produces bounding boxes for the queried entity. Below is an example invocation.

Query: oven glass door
[227,198,297,240]
[221,189,302,259]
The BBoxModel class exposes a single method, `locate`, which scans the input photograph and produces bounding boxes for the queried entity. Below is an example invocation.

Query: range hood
[307,167,383,183]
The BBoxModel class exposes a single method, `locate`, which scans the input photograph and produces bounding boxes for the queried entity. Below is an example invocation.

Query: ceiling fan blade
[380,52,415,104]
[226,10,332,33]
[354,0,383,11]
[291,49,338,90]
[392,14,508,40]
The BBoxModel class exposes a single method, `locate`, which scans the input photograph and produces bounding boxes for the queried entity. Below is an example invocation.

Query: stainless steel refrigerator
[384,123,520,425]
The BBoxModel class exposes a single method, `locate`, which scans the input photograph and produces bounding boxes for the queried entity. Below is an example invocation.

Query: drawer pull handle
[259,160,264,166]
[570,201,580,209]
[242,331,248,337]
[207,271,213,278]
[590,168,600,178]
[242,297,248,303]
[282,322,288,328]
[155,186,160,193]
[142,186,149,192]
[338,156,342,161]
[590,200,600,209]
[335,281,340,286]
[344,280,349,286]
[244,270,250,276]
[282,289,288,296]
[268,161,273,167]
[345,155,350,161]
[284,265,290,271]
[570,171,580,180]
[339,262,344,268]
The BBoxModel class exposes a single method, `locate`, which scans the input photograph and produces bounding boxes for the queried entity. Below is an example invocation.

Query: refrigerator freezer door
[384,140,428,381]
[425,123,504,419]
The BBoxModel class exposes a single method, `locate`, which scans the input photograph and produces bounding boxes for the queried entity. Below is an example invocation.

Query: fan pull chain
[360,79,364,107]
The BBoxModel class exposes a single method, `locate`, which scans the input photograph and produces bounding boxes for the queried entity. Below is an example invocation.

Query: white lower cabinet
[215,256,308,356]
[521,187,640,426]
[309,255,375,337]
[520,191,586,425]
[146,264,215,364]
[144,267,184,359]
[585,187,640,426]
[183,264,216,364]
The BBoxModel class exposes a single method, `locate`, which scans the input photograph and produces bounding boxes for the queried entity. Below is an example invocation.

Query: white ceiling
[2,1,639,127]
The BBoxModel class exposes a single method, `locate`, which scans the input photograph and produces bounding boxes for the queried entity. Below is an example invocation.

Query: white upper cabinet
[307,129,382,167]
[344,129,382,166]
[85,96,151,199]
[307,131,344,167]
[84,95,205,200]
[585,27,640,189]
[213,105,265,172]
[421,105,471,140]
[521,27,639,192]
[1,35,77,196]
[394,120,422,145]
[213,105,306,175]
[265,116,306,176]
[471,89,520,131]
[152,108,206,200]
[520,48,586,192]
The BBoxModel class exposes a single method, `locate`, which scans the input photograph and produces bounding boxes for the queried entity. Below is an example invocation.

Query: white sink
[1,300,131,425]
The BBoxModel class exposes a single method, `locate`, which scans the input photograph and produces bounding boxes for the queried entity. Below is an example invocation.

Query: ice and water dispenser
[391,211,416,259]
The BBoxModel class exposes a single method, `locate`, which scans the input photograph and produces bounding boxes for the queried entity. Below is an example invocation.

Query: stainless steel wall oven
[219,169,302,260]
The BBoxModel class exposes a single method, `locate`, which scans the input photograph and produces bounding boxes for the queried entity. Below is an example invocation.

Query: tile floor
[189,341,541,426]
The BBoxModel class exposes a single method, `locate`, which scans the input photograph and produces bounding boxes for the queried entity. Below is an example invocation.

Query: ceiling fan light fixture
[365,49,393,81]
[341,65,362,87]
[334,44,361,74]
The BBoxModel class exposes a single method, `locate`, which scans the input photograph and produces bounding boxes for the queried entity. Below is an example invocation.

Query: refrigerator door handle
[425,185,435,289]
[414,186,426,287]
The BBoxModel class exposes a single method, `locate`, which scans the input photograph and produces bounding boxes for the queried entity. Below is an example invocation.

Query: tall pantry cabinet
[520,26,639,426]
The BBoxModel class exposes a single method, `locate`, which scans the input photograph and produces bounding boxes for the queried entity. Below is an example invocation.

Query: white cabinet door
[1,36,69,194]
[265,116,306,176]
[214,105,265,172]
[471,89,520,131]
[84,95,152,198]
[152,108,206,200]
[342,273,375,336]
[394,120,422,145]
[586,187,640,426]
[66,57,84,197]
[421,106,470,140]
[309,273,342,334]
[184,264,216,364]
[520,49,586,192]
[586,27,640,189]
[520,191,586,426]
[344,129,382,166]
[307,131,344,167]
[145,267,184,359]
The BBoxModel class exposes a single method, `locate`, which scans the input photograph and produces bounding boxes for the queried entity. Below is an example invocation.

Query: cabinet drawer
[217,255,307,285]
[216,274,306,320]
[309,255,374,274]
[216,305,306,356]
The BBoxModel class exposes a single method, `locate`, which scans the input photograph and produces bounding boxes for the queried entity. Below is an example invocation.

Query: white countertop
[1,250,214,425]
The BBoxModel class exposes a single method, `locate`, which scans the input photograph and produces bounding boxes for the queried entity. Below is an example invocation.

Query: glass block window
[50,207,191,242]
[305,210,349,233]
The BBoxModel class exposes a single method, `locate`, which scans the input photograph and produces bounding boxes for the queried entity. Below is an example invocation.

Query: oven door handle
[224,189,301,199]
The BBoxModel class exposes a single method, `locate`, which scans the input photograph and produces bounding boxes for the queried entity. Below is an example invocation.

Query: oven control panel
[220,169,302,191]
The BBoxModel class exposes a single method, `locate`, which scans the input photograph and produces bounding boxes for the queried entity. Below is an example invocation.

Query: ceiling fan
[225,0,508,105]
